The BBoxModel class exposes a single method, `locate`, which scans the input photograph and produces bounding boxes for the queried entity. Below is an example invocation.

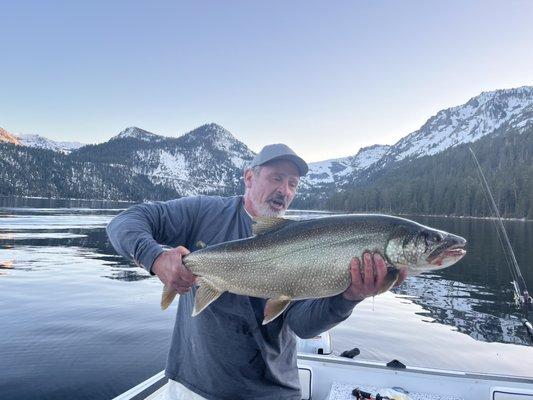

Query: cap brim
[269,154,308,176]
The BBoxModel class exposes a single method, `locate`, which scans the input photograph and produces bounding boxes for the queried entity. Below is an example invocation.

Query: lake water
[0,197,532,399]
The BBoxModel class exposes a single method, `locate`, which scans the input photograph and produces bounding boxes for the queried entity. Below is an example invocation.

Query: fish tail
[161,284,178,310]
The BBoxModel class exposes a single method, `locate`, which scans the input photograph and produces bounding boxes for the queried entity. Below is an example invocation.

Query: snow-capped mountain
[110,126,165,142]
[380,86,533,165]
[2,86,532,210]
[17,134,85,154]
[70,123,255,197]
[293,86,533,205]
[130,123,255,195]
[302,87,533,190]
[303,144,390,187]
[1,126,85,153]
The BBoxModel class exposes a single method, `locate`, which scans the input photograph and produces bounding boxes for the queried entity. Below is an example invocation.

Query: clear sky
[1,0,532,162]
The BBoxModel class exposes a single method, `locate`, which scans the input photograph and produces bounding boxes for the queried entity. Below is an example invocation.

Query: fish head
[386,225,467,273]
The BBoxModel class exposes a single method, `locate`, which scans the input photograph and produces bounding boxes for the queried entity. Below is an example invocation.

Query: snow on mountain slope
[182,123,254,168]
[17,134,85,153]
[126,123,255,196]
[304,145,390,186]
[387,86,533,163]
[110,126,164,142]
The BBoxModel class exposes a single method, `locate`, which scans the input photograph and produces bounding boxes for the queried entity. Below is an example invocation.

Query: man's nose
[276,180,290,196]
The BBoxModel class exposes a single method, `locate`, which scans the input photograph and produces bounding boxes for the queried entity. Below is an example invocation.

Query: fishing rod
[468,147,533,341]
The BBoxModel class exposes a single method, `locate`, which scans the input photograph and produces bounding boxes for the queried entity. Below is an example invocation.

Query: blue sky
[1,0,532,161]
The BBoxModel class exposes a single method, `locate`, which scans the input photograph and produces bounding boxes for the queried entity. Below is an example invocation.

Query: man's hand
[342,252,407,302]
[152,246,197,295]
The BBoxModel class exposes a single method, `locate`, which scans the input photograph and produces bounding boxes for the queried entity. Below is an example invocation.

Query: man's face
[244,160,300,217]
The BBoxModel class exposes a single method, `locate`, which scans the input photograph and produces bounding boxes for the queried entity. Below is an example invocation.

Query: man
[106,143,406,400]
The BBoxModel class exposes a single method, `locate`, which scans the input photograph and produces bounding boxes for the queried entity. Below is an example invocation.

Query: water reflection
[104,269,152,281]
[394,275,529,345]
[0,195,134,209]
[0,260,13,269]
[0,232,87,239]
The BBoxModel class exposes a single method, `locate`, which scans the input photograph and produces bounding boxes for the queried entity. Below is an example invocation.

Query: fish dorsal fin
[252,216,295,236]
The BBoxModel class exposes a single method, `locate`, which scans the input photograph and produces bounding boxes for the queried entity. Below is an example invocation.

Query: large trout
[161,214,466,324]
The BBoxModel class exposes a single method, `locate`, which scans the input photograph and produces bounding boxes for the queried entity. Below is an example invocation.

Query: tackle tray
[327,381,464,400]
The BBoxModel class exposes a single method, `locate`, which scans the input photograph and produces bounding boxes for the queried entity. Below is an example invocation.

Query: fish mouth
[427,242,467,265]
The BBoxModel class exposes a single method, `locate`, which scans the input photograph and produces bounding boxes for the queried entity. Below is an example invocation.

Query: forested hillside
[294,129,532,218]
[0,144,178,201]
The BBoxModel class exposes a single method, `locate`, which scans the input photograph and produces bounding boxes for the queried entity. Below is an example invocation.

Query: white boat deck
[113,354,533,400]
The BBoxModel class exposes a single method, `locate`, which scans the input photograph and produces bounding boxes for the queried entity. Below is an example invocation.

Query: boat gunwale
[298,353,533,384]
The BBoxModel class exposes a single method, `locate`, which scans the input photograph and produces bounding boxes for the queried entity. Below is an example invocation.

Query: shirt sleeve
[283,294,361,339]
[106,196,201,274]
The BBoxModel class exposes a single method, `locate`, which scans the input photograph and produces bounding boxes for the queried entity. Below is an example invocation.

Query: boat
[112,333,533,400]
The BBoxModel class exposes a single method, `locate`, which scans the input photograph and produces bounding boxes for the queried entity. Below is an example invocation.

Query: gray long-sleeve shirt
[106,195,359,400]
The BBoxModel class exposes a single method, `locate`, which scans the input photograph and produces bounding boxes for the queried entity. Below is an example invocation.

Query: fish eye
[422,231,441,247]
[425,232,443,246]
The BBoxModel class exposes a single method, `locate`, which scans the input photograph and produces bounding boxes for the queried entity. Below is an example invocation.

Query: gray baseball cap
[249,143,308,176]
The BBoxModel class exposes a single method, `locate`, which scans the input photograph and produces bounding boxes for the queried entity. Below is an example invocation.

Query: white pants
[161,379,208,400]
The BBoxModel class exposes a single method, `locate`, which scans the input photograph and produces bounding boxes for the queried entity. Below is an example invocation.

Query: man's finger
[350,257,362,287]
[373,253,386,287]
[176,246,191,256]
[362,252,374,291]
[178,263,196,283]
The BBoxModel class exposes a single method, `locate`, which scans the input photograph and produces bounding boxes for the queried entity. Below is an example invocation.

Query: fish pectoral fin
[263,296,292,325]
[378,267,400,295]
[161,284,178,310]
[192,277,224,317]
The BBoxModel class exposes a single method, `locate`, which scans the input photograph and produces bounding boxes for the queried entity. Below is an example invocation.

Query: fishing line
[479,185,520,288]
[470,151,519,283]
[469,147,532,342]
[469,149,528,295]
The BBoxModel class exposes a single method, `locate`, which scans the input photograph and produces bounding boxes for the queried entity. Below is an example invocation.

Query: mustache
[268,194,288,206]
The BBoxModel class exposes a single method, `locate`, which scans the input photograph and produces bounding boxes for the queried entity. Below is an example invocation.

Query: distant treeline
[294,129,532,218]
[0,144,179,201]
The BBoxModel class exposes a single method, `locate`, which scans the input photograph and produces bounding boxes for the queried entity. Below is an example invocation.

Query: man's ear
[244,168,253,189]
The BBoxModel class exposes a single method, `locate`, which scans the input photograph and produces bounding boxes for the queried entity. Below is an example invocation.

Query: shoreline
[290,208,532,222]
[1,197,531,222]
[0,195,136,205]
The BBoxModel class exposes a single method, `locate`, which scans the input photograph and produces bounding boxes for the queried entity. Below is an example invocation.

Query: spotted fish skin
[161,214,467,324]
